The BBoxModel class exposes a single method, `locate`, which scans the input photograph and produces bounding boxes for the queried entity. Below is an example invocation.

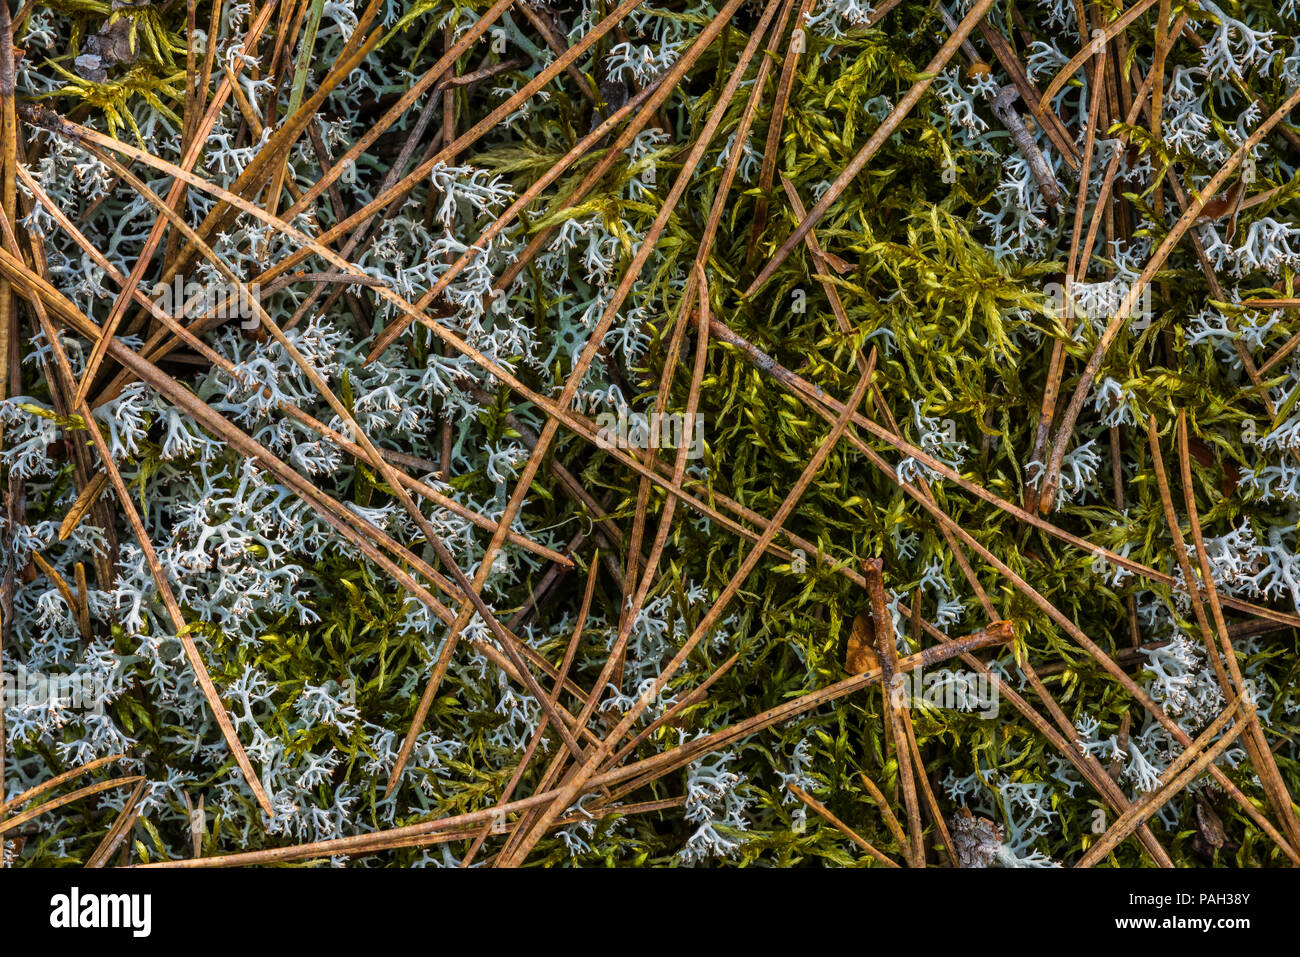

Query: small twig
[991,85,1063,207]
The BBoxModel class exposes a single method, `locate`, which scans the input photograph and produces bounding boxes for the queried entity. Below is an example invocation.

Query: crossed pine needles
[1,0,1300,867]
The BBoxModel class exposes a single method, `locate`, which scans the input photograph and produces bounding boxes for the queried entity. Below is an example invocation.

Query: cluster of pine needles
[2,0,1300,867]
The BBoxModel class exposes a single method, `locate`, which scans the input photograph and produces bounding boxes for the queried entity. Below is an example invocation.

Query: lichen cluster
[4,0,1300,867]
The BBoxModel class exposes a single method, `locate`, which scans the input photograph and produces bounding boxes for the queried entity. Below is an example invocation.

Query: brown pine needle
[787,783,900,867]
